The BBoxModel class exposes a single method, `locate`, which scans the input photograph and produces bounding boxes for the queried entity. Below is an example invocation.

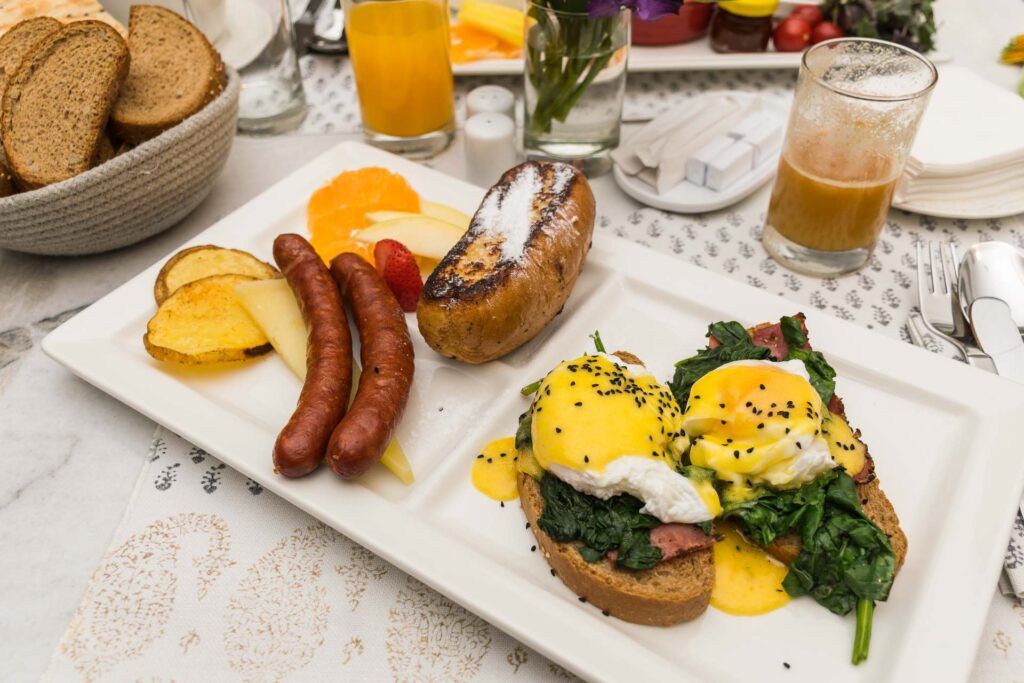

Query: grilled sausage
[327,252,415,479]
[272,234,352,477]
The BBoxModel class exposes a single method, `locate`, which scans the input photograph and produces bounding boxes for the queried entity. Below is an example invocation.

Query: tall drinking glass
[762,38,937,276]
[344,0,455,158]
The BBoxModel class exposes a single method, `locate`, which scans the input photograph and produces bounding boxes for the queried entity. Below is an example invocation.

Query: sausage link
[272,234,353,477]
[327,252,415,479]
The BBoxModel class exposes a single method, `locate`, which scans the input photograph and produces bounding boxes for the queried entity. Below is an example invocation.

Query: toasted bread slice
[1,20,128,189]
[0,16,60,97]
[519,473,713,626]
[110,5,226,144]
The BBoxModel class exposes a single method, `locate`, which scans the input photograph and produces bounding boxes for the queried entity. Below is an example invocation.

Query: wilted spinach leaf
[669,321,772,407]
[779,315,837,405]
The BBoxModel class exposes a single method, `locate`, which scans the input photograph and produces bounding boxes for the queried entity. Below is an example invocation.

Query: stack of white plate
[893,66,1024,219]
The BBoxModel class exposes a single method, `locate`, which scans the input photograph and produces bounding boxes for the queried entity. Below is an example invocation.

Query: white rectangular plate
[44,141,1024,683]
[453,43,949,77]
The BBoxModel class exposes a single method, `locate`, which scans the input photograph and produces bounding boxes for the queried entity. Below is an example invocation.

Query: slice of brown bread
[91,127,114,166]
[110,5,226,144]
[519,473,713,626]
[0,16,60,98]
[1,20,129,189]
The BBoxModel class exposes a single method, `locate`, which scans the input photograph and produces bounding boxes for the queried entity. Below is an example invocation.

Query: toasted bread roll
[417,161,595,364]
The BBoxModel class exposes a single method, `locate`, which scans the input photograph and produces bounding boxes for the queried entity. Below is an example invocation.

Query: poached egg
[682,359,836,498]
[528,353,720,523]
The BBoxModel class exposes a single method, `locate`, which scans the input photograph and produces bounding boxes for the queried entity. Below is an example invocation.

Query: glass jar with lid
[709,0,779,53]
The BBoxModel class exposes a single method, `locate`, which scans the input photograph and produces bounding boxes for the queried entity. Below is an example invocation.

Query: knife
[969,297,1024,383]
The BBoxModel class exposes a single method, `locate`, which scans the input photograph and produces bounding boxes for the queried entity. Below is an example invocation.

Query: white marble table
[3,3,1023,677]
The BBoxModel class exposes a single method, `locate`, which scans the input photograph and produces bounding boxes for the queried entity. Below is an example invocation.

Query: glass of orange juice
[344,0,456,158]
[762,38,937,276]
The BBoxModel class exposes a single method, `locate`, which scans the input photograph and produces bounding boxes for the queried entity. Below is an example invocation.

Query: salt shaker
[464,112,518,187]
[465,85,516,120]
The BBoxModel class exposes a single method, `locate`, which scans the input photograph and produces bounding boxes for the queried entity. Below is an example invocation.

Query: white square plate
[44,141,1024,682]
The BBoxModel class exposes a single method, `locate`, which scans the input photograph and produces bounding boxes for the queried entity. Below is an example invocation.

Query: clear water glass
[762,38,937,276]
[188,0,309,134]
[523,4,630,176]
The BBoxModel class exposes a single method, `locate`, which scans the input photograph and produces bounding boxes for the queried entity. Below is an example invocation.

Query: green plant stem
[852,598,874,665]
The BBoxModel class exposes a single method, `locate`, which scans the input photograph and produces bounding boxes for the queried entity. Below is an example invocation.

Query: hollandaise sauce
[471,437,520,501]
[711,523,791,616]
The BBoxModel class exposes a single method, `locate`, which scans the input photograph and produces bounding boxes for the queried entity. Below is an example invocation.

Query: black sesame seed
[477,454,484,459]
[721,420,727,425]
[574,401,583,407]
[555,427,562,433]
[602,610,610,617]
[719,403,726,409]
[500,501,504,507]
[570,381,576,386]
[550,569,557,576]
[373,366,380,374]
[770,402,777,408]
[796,442,802,449]
[745,401,752,407]
[526,522,531,528]
[531,545,537,552]
[733,450,740,458]
[785,427,790,434]
[584,455,589,463]
[783,662,791,670]
[759,384,766,390]
[757,423,764,429]
[747,447,754,453]
[578,597,587,603]
[652,451,658,457]
[694,395,701,400]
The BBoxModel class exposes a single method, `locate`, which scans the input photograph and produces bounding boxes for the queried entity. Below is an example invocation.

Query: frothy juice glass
[762,38,937,276]
[344,0,456,158]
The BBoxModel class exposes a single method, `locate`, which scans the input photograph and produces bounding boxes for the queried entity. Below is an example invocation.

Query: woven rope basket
[0,68,240,256]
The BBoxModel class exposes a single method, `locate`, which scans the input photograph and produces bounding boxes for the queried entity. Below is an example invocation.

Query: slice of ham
[707,314,874,484]
[606,523,714,564]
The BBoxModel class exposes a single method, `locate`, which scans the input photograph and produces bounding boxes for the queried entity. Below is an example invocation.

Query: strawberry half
[373,239,423,312]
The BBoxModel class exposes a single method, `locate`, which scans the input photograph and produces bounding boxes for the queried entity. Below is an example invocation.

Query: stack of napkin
[894,66,1024,217]
[611,93,780,195]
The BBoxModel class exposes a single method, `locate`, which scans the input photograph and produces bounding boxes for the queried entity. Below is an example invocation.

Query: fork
[915,240,994,368]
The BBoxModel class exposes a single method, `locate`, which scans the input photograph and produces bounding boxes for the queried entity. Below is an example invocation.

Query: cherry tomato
[789,4,823,26]
[773,17,812,52]
[810,21,845,44]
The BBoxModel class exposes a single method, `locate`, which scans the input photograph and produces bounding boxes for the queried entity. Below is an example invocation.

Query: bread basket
[0,67,240,256]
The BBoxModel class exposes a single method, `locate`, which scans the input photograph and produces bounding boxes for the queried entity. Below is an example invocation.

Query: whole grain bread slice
[0,16,60,98]
[1,20,128,189]
[519,472,714,626]
[110,5,226,144]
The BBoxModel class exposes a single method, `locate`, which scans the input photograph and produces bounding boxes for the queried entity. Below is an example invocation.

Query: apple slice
[365,210,419,224]
[352,216,465,260]
[235,278,307,379]
[235,277,415,484]
[421,201,472,230]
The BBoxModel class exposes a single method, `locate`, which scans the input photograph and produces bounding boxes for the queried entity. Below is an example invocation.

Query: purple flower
[588,0,682,21]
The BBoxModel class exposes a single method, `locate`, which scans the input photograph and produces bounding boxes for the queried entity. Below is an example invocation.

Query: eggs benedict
[475,316,905,666]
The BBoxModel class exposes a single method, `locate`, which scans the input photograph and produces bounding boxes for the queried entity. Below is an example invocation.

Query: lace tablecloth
[43,58,1024,682]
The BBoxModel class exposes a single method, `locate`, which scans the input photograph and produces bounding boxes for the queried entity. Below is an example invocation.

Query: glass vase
[523,3,630,175]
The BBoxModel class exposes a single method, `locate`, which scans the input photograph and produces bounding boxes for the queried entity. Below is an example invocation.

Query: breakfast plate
[43,141,1024,682]
[452,44,950,76]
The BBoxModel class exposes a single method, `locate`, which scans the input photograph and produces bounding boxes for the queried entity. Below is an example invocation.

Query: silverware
[969,297,1024,382]
[958,241,1024,334]
[915,240,993,367]
[295,0,347,55]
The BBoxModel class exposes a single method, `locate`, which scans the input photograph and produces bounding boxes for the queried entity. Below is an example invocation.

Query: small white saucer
[613,94,789,214]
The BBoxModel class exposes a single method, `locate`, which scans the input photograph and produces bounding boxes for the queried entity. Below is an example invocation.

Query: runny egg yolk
[683,360,835,497]
[471,437,519,501]
[711,522,791,616]
[530,354,686,473]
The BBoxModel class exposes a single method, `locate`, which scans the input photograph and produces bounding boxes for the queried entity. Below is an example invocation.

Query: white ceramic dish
[453,44,949,77]
[44,141,1024,683]
[613,93,788,213]
[893,195,1024,220]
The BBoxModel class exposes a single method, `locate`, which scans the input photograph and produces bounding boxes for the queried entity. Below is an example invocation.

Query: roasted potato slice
[154,245,279,304]
[144,274,272,365]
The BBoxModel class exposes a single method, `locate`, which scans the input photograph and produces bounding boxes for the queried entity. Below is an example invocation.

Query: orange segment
[306,167,420,265]
[450,23,520,63]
